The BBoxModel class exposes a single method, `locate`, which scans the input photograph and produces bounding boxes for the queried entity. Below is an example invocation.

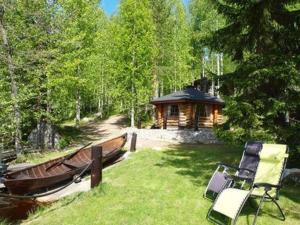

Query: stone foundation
[124,128,220,144]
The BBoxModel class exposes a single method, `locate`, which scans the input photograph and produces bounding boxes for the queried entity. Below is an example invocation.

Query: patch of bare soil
[77,115,172,150]
[79,115,128,142]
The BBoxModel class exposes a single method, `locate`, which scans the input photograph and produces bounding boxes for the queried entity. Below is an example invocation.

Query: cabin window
[199,104,212,117]
[168,105,179,117]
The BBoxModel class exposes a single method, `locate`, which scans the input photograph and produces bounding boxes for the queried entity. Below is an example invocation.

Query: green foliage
[189,0,236,78]
[58,137,71,150]
[114,0,156,119]
[0,0,195,146]
[210,0,300,148]
[0,219,9,225]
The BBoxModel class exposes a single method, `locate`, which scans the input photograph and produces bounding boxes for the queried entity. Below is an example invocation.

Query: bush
[58,137,70,149]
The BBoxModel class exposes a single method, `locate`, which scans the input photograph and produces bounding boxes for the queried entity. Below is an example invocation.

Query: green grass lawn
[20,145,300,225]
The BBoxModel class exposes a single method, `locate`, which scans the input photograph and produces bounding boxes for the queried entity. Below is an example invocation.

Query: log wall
[156,104,163,127]
[155,102,223,129]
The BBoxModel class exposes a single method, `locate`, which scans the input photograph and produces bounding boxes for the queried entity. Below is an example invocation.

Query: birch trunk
[153,62,159,97]
[75,90,81,128]
[131,84,135,128]
[160,81,164,96]
[152,62,159,123]
[174,41,177,92]
[100,63,104,117]
[130,7,136,128]
[0,6,22,152]
[202,56,205,78]
[216,53,220,97]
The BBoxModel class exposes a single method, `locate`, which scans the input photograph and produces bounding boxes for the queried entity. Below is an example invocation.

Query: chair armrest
[238,167,255,174]
[225,174,253,182]
[253,183,281,192]
[217,163,254,174]
[217,162,239,171]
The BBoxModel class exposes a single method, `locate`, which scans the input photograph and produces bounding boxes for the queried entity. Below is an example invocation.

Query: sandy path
[79,115,171,150]
[80,115,127,141]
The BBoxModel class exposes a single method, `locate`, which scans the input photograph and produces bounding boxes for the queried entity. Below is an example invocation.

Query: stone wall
[124,128,220,144]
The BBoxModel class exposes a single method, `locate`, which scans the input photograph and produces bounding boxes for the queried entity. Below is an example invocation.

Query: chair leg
[266,193,285,221]
[252,193,266,225]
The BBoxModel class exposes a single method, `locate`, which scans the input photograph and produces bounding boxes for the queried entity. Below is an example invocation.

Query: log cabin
[151,85,224,130]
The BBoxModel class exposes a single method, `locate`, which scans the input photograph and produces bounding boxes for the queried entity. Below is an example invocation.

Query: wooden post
[91,146,102,188]
[213,105,218,124]
[189,103,194,128]
[159,105,163,127]
[194,104,200,131]
[163,105,167,129]
[130,132,137,152]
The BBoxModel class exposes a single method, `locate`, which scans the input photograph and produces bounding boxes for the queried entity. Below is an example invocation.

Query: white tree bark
[75,90,81,128]
[0,6,22,152]
[131,83,135,128]
[202,56,205,78]
[130,9,136,128]
[216,53,220,97]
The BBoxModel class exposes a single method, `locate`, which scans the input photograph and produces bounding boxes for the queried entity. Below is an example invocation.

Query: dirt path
[78,115,171,150]
[80,115,127,142]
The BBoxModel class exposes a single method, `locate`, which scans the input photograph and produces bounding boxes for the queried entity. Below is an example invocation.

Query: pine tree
[210,0,300,147]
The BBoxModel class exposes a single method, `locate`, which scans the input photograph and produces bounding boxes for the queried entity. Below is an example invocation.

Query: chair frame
[204,141,258,199]
[207,146,289,225]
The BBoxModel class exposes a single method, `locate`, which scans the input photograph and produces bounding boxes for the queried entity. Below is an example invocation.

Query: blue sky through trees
[101,0,190,15]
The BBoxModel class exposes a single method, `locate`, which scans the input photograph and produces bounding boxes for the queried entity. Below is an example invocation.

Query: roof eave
[151,99,225,105]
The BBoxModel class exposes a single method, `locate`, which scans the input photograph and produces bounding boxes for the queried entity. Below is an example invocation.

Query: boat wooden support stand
[130,132,137,152]
[91,145,102,188]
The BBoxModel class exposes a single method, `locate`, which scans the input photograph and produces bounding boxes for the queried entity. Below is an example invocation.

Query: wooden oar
[46,142,93,172]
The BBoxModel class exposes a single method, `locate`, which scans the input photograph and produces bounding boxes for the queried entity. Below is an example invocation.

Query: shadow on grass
[58,125,110,146]
[155,143,300,222]
[156,144,242,187]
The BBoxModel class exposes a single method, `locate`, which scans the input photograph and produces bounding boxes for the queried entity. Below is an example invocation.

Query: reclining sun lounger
[204,141,263,199]
[207,144,289,225]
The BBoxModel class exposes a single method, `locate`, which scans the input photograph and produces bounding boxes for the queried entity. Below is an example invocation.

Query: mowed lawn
[22,145,300,225]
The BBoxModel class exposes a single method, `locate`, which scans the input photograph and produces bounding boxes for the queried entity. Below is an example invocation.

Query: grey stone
[124,128,221,144]
[28,120,60,150]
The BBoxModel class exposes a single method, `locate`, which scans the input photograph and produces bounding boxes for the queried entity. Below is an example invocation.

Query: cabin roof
[151,87,224,105]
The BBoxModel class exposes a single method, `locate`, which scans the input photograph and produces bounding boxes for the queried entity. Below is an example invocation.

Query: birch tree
[0,4,22,152]
[116,0,155,127]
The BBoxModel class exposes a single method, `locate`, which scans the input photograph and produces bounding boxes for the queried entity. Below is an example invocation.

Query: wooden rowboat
[2,133,127,195]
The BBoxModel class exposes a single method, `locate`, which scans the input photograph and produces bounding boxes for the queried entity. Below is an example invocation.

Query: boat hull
[3,134,127,195]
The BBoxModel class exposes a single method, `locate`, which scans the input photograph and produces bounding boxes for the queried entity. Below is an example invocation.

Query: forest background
[0,0,299,165]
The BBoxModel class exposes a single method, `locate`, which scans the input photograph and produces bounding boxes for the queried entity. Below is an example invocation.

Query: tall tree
[0,4,22,152]
[150,0,171,97]
[49,0,100,128]
[169,0,192,92]
[189,0,235,96]
[116,0,156,127]
[209,0,300,147]
[150,0,192,97]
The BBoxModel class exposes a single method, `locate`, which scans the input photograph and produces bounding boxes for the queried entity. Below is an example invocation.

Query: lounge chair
[207,144,289,225]
[204,141,263,199]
